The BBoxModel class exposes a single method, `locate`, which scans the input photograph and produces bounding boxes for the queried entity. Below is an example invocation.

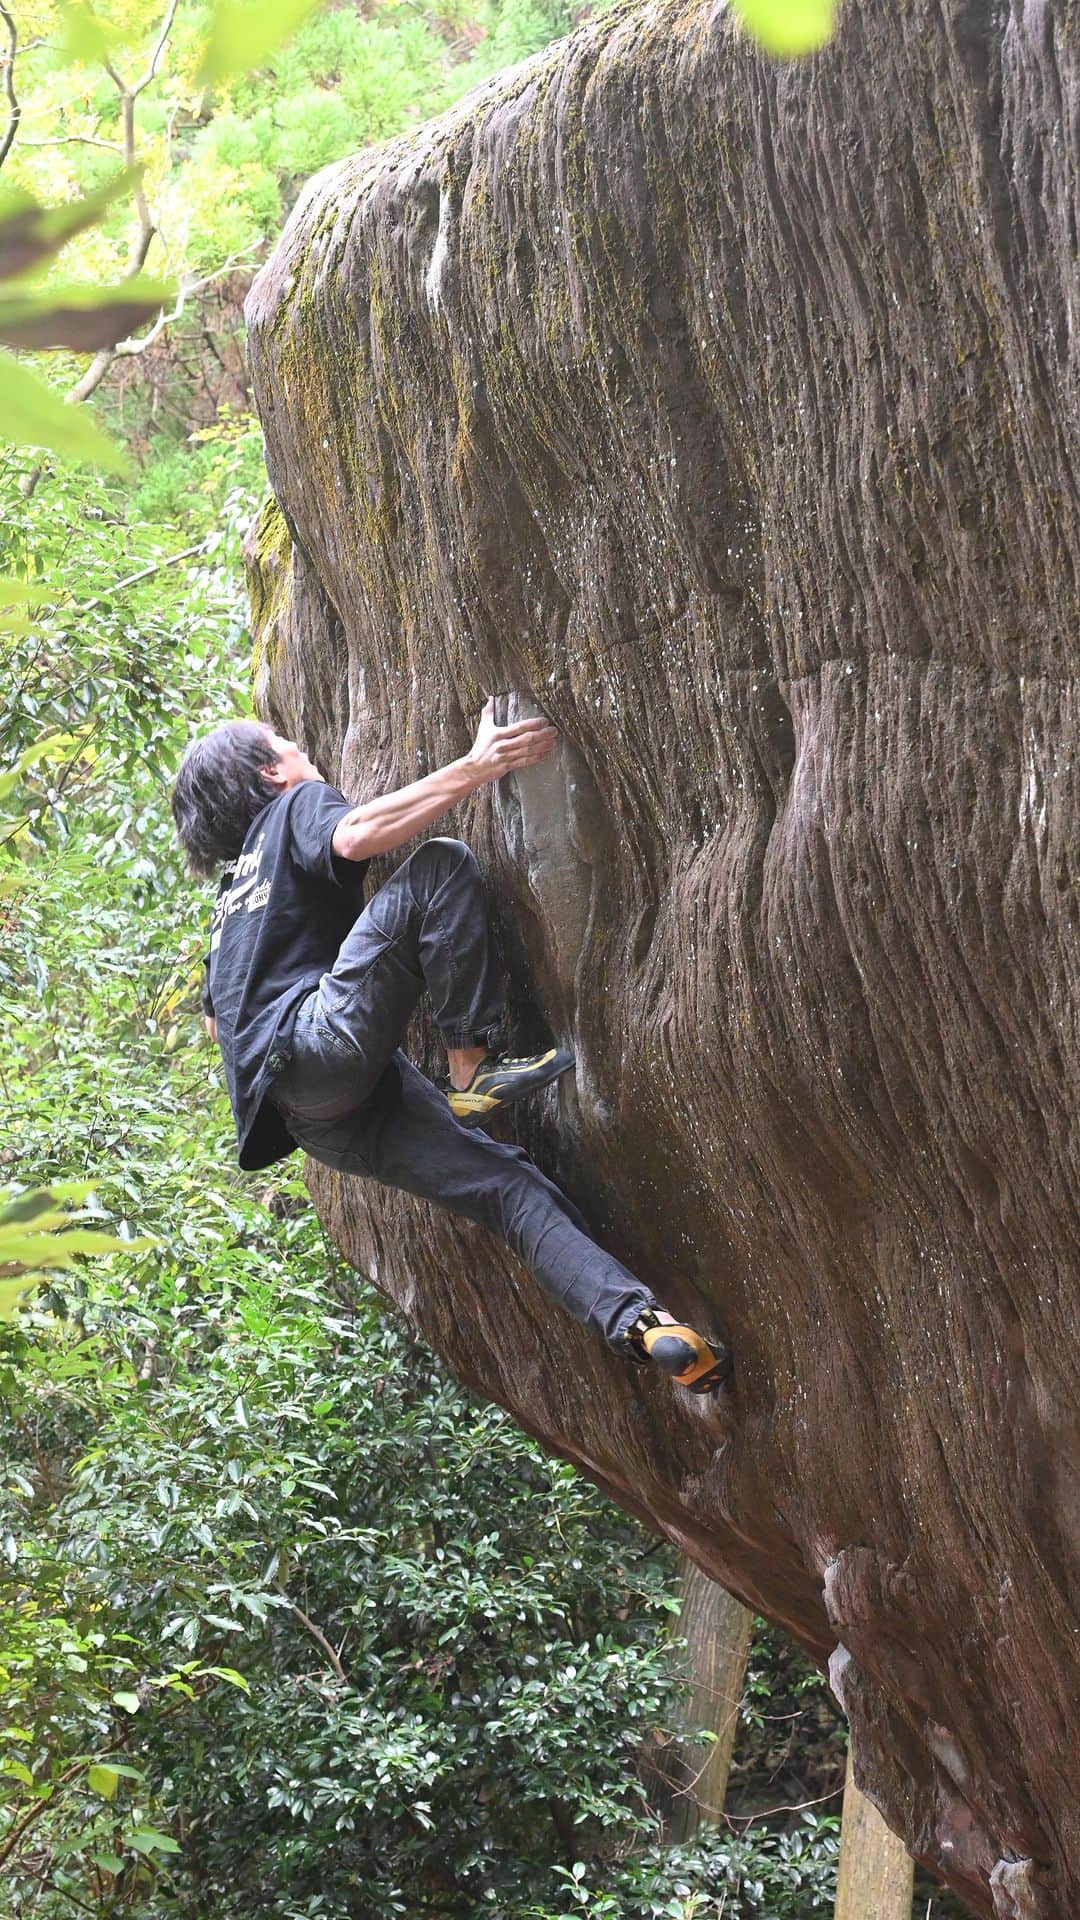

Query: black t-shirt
[200,781,369,1170]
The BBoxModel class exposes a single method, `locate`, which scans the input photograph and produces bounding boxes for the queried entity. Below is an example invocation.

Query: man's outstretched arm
[330,699,557,863]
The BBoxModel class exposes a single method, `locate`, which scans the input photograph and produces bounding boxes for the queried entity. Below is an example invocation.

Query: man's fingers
[497,733,556,757]
[495,716,555,740]
[501,743,557,770]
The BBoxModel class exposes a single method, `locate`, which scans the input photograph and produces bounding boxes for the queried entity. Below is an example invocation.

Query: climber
[170,704,731,1395]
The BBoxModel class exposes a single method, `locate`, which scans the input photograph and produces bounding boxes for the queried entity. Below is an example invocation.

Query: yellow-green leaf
[0,1276,40,1320]
[198,0,324,84]
[58,2,145,65]
[2,354,126,470]
[1,1182,99,1220]
[111,1691,141,1715]
[128,1826,181,1854]
[0,578,49,605]
[0,1227,154,1268]
[204,1666,250,1691]
[87,1763,119,1800]
[0,731,91,804]
[731,0,835,56]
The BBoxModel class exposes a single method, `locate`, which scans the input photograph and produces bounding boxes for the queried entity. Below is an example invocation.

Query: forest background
[0,2,957,1915]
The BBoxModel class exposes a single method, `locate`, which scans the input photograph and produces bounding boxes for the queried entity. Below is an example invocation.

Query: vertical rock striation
[243,1,1079,1911]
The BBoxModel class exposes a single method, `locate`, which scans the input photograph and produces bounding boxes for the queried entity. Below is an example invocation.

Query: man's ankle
[447,1044,488,1091]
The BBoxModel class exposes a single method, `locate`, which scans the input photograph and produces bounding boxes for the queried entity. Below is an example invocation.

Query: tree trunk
[667,1562,753,1841]
[242,1,1079,1912]
[836,1748,914,1920]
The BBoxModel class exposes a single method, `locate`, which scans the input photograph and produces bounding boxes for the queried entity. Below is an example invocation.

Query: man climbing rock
[171,701,730,1395]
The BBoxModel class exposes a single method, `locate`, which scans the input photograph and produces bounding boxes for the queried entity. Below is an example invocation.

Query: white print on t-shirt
[233,834,265,881]
[209,832,268,951]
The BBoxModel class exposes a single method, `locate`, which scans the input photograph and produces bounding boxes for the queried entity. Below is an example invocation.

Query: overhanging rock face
[243,2,1079,1912]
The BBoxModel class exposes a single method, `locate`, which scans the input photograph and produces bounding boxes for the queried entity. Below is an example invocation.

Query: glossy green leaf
[111,1691,141,1715]
[1,1757,35,1787]
[198,0,325,84]
[731,0,835,55]
[2,354,126,470]
[204,1666,251,1692]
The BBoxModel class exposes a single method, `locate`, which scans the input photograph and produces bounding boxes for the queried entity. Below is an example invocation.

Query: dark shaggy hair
[171,719,279,878]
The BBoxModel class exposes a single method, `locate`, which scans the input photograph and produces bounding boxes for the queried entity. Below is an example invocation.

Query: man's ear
[259,758,286,791]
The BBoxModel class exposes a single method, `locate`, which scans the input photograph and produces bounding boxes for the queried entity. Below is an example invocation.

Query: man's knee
[408,835,476,877]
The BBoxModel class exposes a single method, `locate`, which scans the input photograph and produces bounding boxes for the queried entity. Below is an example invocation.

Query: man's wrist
[453,753,486,793]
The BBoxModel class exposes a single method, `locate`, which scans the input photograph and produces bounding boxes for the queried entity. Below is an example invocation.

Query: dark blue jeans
[271,838,656,1349]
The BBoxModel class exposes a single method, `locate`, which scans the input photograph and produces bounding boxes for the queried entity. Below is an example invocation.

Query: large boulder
[243,1,1079,1911]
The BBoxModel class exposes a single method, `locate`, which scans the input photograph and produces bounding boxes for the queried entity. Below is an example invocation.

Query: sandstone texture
[243,0,1079,1911]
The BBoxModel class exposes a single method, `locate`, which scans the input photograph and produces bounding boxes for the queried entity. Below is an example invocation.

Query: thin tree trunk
[835,1747,914,1920]
[668,1559,754,1841]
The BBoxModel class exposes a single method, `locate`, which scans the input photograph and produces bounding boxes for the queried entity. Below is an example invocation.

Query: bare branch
[132,0,180,97]
[79,542,207,609]
[105,0,181,100]
[18,133,123,151]
[0,4,21,173]
[273,1583,349,1684]
[111,251,261,359]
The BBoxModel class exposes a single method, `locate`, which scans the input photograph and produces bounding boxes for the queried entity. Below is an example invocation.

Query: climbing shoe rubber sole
[447,1047,576,1128]
[626,1315,733,1395]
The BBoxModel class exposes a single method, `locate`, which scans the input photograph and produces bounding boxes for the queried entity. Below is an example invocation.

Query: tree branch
[18,133,123,152]
[80,541,206,607]
[0,1764,82,1872]
[111,252,261,359]
[132,0,180,98]
[273,1583,349,1684]
[104,0,180,100]
[0,4,20,173]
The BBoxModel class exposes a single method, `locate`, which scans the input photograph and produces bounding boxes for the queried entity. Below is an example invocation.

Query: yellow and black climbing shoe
[624,1311,732,1395]
[447,1047,575,1129]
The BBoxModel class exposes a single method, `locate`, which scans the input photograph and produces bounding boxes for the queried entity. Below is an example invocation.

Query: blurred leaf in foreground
[2,354,127,469]
[732,0,835,56]
[0,1184,155,1321]
[0,277,174,353]
[198,0,325,85]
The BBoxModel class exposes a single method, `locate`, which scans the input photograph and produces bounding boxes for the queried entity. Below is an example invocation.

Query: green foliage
[270,86,364,176]
[523,1813,841,1916]
[470,0,575,76]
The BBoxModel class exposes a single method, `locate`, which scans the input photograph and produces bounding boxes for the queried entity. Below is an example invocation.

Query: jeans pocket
[275,1022,367,1120]
[286,1109,375,1179]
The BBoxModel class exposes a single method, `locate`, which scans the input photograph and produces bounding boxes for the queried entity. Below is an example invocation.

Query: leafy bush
[522,1812,841,1917]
